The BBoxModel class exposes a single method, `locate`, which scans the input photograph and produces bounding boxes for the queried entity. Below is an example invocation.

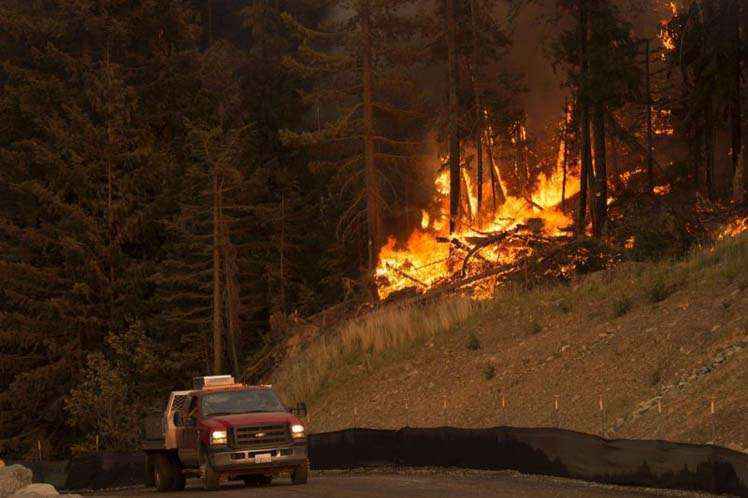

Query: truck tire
[154,454,176,492]
[144,454,155,487]
[291,460,309,485]
[172,469,186,491]
[200,456,220,491]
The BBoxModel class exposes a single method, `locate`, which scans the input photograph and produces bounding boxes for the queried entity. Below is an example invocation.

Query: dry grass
[273,297,480,404]
[271,233,748,450]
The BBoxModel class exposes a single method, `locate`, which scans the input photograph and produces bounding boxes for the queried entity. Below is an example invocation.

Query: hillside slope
[270,233,748,452]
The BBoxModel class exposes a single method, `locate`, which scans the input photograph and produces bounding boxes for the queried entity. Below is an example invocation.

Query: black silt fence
[308,427,748,496]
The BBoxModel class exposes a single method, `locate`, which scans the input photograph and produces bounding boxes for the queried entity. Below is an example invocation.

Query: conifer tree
[0,0,202,455]
[282,0,425,278]
[550,0,639,237]
[422,0,518,226]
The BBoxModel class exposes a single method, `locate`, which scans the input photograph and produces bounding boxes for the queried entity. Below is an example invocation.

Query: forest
[0,0,745,458]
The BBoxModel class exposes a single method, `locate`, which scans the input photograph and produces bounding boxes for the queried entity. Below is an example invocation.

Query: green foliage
[0,0,334,457]
[65,323,161,455]
[466,332,481,351]
[556,300,572,314]
[482,364,496,381]
[612,296,632,317]
[646,278,670,304]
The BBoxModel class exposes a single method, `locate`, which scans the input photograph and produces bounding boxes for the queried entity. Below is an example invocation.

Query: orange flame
[375,135,579,300]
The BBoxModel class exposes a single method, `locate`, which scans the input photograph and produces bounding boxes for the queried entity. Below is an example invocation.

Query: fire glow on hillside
[374,139,579,300]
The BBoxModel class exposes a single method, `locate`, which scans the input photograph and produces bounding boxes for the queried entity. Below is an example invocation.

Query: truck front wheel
[200,456,220,491]
[291,460,309,485]
[154,454,176,492]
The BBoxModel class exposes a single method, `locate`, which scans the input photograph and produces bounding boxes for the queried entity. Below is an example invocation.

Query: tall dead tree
[703,0,717,200]
[729,0,743,202]
[742,0,748,204]
[645,39,654,194]
[730,6,741,185]
[362,1,381,273]
[592,103,607,237]
[210,142,223,375]
[561,99,569,211]
[446,0,460,234]
[470,0,484,216]
[223,233,241,379]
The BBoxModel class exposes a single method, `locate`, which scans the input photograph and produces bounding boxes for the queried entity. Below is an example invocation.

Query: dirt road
[91,469,716,497]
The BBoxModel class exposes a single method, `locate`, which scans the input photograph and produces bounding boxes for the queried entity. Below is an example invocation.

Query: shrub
[466,332,481,350]
[613,296,632,317]
[647,278,669,303]
[529,321,543,335]
[556,300,572,314]
[738,276,748,292]
[483,364,496,380]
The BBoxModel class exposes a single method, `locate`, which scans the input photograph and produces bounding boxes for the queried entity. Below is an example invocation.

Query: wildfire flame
[719,216,748,239]
[375,137,579,300]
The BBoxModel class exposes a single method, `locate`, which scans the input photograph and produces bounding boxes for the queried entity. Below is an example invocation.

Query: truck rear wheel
[154,454,176,492]
[144,454,155,487]
[173,470,186,491]
[291,460,309,485]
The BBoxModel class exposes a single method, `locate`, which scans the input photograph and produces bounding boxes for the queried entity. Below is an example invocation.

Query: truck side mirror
[293,402,307,418]
[173,411,182,427]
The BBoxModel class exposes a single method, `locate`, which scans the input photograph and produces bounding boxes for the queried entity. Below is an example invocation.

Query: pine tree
[0,0,202,455]
[281,0,425,280]
[665,0,743,200]
[550,0,639,237]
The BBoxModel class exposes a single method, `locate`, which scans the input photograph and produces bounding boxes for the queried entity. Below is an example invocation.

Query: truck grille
[234,424,289,447]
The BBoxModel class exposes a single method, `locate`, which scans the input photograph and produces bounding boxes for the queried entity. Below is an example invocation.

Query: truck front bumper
[208,441,307,474]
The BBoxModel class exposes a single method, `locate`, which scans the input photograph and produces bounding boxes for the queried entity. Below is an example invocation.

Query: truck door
[178,395,199,465]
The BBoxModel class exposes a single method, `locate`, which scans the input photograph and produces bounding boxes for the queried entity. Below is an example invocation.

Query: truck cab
[142,375,309,492]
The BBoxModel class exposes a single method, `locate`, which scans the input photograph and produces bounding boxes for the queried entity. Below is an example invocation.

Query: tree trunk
[223,234,241,380]
[361,1,380,273]
[561,99,569,212]
[645,39,654,194]
[484,128,505,206]
[104,44,116,333]
[211,156,224,375]
[577,0,592,237]
[446,0,460,234]
[592,102,607,237]
[730,0,744,202]
[704,100,716,200]
[470,0,484,216]
[742,0,748,204]
[279,192,286,313]
[703,0,716,200]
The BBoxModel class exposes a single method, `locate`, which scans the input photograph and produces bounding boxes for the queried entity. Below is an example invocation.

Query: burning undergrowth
[374,139,584,301]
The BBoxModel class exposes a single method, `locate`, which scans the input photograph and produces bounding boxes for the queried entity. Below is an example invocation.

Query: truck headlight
[290,424,305,438]
[210,430,228,445]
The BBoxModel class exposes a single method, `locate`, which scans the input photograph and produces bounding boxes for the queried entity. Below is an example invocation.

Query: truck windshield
[201,390,285,417]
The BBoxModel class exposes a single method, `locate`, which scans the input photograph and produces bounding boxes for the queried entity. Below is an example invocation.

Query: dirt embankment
[270,234,748,452]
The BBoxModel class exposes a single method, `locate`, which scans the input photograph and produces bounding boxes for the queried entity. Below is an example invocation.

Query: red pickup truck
[142,375,309,492]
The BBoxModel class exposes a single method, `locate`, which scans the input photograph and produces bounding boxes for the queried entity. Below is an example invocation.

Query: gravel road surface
[90,468,719,497]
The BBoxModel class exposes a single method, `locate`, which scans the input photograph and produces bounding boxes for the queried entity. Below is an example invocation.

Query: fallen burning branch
[385,262,428,289]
